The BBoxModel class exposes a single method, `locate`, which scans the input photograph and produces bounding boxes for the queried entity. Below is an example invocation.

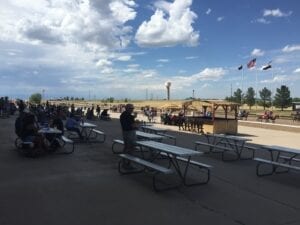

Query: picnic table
[140,126,176,144]
[78,122,105,143]
[195,133,254,161]
[79,122,97,138]
[140,126,167,134]
[136,131,165,141]
[112,131,165,154]
[254,145,300,176]
[38,127,62,134]
[38,127,74,153]
[117,140,212,191]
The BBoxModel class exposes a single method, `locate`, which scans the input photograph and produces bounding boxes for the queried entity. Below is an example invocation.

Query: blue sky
[0,0,300,100]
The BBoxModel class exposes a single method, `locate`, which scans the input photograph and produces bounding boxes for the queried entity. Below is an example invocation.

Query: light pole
[42,89,45,102]
[165,81,171,100]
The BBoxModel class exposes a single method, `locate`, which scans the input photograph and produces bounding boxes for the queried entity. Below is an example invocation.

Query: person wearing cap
[120,104,138,168]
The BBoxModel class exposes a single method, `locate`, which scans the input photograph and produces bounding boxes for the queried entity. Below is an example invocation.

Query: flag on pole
[247,58,256,68]
[262,61,272,70]
[238,65,243,70]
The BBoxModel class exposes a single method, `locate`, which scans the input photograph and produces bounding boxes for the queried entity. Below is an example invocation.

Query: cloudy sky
[1,0,300,100]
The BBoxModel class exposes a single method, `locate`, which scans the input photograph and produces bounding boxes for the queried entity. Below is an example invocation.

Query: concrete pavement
[0,114,299,225]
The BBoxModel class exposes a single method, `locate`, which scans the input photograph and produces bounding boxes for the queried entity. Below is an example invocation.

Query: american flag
[247,58,256,69]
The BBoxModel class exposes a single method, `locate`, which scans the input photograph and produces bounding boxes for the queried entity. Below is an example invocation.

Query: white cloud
[0,0,137,51]
[294,68,300,73]
[127,64,139,68]
[206,8,211,15]
[195,67,227,80]
[96,59,112,67]
[185,56,198,60]
[217,17,224,22]
[116,55,132,61]
[251,48,265,56]
[282,44,300,53]
[256,18,271,24]
[135,0,199,47]
[100,67,114,74]
[263,8,292,17]
[157,58,169,63]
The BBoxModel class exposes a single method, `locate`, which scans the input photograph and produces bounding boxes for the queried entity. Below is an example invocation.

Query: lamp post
[42,89,45,102]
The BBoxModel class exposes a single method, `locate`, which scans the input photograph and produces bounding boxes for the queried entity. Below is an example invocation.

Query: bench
[112,139,125,154]
[60,135,75,154]
[218,141,257,159]
[88,129,106,143]
[64,128,81,140]
[195,141,240,161]
[14,137,34,149]
[160,152,212,185]
[157,133,177,145]
[279,155,300,163]
[118,153,174,191]
[112,139,143,154]
[254,157,300,176]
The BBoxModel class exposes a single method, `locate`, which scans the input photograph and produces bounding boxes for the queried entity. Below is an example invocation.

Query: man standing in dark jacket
[120,104,138,154]
[120,104,138,169]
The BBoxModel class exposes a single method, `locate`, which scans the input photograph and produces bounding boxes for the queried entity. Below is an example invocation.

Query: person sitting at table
[100,109,110,120]
[21,112,46,156]
[65,113,83,139]
[120,104,138,169]
[46,109,65,148]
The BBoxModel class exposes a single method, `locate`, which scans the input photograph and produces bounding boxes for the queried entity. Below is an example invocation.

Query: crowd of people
[0,96,17,117]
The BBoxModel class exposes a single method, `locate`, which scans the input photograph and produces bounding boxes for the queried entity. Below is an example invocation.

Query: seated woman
[65,113,83,139]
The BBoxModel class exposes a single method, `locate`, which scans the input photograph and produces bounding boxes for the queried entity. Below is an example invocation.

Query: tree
[29,93,42,104]
[259,87,271,110]
[233,88,243,103]
[244,87,255,110]
[273,85,292,111]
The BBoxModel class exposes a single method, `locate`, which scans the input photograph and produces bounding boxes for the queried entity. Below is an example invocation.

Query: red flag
[247,58,256,69]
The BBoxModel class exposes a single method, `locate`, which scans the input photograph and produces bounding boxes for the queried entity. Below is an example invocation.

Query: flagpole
[255,70,258,109]
[271,70,274,110]
[241,68,244,94]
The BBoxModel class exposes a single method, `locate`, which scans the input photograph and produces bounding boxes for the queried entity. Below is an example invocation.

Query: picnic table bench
[254,145,300,176]
[15,134,75,155]
[195,134,253,161]
[115,140,212,191]
[118,153,174,191]
[88,128,106,143]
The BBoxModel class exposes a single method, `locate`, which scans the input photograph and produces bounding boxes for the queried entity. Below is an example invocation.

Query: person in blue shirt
[65,113,83,139]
